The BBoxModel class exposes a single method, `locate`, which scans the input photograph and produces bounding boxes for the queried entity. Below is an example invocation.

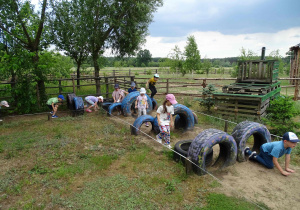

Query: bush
[263,96,300,136]
[195,84,216,111]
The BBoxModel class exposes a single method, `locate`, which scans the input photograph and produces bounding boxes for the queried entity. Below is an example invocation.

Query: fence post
[72,77,76,94]
[95,77,101,96]
[294,79,299,101]
[185,157,193,175]
[58,79,62,94]
[156,69,158,73]
[224,120,228,132]
[36,84,41,109]
[105,77,109,99]
[166,79,169,94]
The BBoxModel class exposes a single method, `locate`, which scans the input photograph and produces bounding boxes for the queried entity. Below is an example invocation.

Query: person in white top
[135,88,149,126]
[156,94,177,148]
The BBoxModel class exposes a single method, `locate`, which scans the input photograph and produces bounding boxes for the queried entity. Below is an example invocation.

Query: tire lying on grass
[67,93,76,110]
[121,91,153,116]
[108,102,122,116]
[131,115,155,135]
[231,121,271,162]
[173,139,213,166]
[188,129,237,176]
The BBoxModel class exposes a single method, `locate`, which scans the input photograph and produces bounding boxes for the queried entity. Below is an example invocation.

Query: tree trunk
[93,53,100,95]
[76,61,81,90]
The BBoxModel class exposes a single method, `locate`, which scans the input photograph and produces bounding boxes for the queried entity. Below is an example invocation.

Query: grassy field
[0,100,273,209]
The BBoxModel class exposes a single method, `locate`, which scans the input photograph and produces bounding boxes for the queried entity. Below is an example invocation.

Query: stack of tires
[173,121,271,176]
[67,93,84,116]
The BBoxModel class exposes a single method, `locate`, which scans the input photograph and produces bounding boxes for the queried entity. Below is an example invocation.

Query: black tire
[188,129,237,176]
[131,115,155,135]
[231,121,271,162]
[173,140,213,166]
[108,103,122,116]
[173,104,195,131]
[67,93,76,110]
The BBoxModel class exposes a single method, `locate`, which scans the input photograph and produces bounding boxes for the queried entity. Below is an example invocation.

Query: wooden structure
[289,43,300,100]
[214,48,281,119]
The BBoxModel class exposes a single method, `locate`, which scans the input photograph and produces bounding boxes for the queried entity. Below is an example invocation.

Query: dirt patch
[213,160,300,209]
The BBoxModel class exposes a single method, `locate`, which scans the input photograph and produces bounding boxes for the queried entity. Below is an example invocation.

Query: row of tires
[131,103,198,135]
[102,92,158,116]
[173,121,271,175]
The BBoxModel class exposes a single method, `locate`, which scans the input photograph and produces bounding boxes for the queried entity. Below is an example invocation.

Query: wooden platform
[222,82,281,95]
[214,87,281,119]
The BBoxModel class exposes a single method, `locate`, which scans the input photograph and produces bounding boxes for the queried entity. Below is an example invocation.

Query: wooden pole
[72,77,76,94]
[58,80,62,94]
[224,120,228,132]
[166,79,169,94]
[105,77,109,99]
[294,79,299,101]
[185,157,193,175]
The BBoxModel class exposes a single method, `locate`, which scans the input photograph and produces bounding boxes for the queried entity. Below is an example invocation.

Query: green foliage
[165,180,176,194]
[202,58,212,75]
[137,49,152,67]
[184,35,201,74]
[195,84,216,111]
[263,96,300,136]
[167,45,185,75]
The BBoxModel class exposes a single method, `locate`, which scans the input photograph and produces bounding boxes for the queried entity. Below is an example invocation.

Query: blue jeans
[247,146,274,169]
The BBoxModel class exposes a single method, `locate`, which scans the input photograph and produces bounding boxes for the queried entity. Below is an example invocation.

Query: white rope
[102,107,266,210]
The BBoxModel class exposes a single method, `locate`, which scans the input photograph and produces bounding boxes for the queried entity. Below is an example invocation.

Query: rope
[101,107,266,210]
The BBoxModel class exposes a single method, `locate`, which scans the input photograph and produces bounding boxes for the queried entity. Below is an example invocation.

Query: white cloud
[143,27,300,58]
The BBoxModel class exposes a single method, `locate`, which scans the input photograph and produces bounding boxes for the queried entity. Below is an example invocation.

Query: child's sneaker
[145,122,149,127]
[164,143,171,149]
[249,151,257,160]
[52,115,58,118]
[86,109,92,113]
[244,147,250,155]
[156,135,162,144]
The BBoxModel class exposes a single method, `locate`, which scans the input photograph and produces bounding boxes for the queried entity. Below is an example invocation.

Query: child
[135,88,149,126]
[85,96,103,112]
[112,84,128,115]
[156,94,177,148]
[146,73,159,99]
[0,101,9,109]
[245,132,299,176]
[46,95,65,118]
[128,82,137,93]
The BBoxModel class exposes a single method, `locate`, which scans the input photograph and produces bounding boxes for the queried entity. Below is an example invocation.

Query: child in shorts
[245,132,299,176]
[85,96,103,112]
[156,94,177,149]
[135,88,149,126]
[46,95,65,118]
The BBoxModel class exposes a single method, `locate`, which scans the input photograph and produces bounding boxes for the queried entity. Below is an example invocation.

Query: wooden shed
[289,43,300,100]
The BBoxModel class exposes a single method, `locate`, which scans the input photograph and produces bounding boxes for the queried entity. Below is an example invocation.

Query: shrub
[195,84,216,111]
[263,96,300,136]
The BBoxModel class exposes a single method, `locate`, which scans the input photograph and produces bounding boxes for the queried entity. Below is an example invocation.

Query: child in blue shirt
[245,132,299,176]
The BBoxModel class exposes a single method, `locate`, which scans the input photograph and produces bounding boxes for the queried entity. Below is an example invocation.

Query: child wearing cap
[146,74,159,99]
[112,84,128,103]
[0,101,9,109]
[46,95,65,118]
[135,88,149,126]
[85,96,103,112]
[156,94,177,149]
[128,82,137,93]
[245,132,299,176]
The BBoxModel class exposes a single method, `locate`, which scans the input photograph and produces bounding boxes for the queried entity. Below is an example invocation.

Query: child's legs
[149,85,157,98]
[255,148,274,169]
[85,98,94,110]
[53,105,58,115]
[47,105,53,111]
[159,125,170,144]
[138,108,142,117]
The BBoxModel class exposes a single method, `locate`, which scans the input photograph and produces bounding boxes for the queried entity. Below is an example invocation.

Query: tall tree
[52,0,163,94]
[136,49,152,67]
[51,0,89,88]
[184,35,201,77]
[0,0,50,106]
[167,45,184,76]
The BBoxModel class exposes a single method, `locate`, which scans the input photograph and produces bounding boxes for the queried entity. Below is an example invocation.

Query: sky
[32,0,300,59]
[143,0,300,58]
